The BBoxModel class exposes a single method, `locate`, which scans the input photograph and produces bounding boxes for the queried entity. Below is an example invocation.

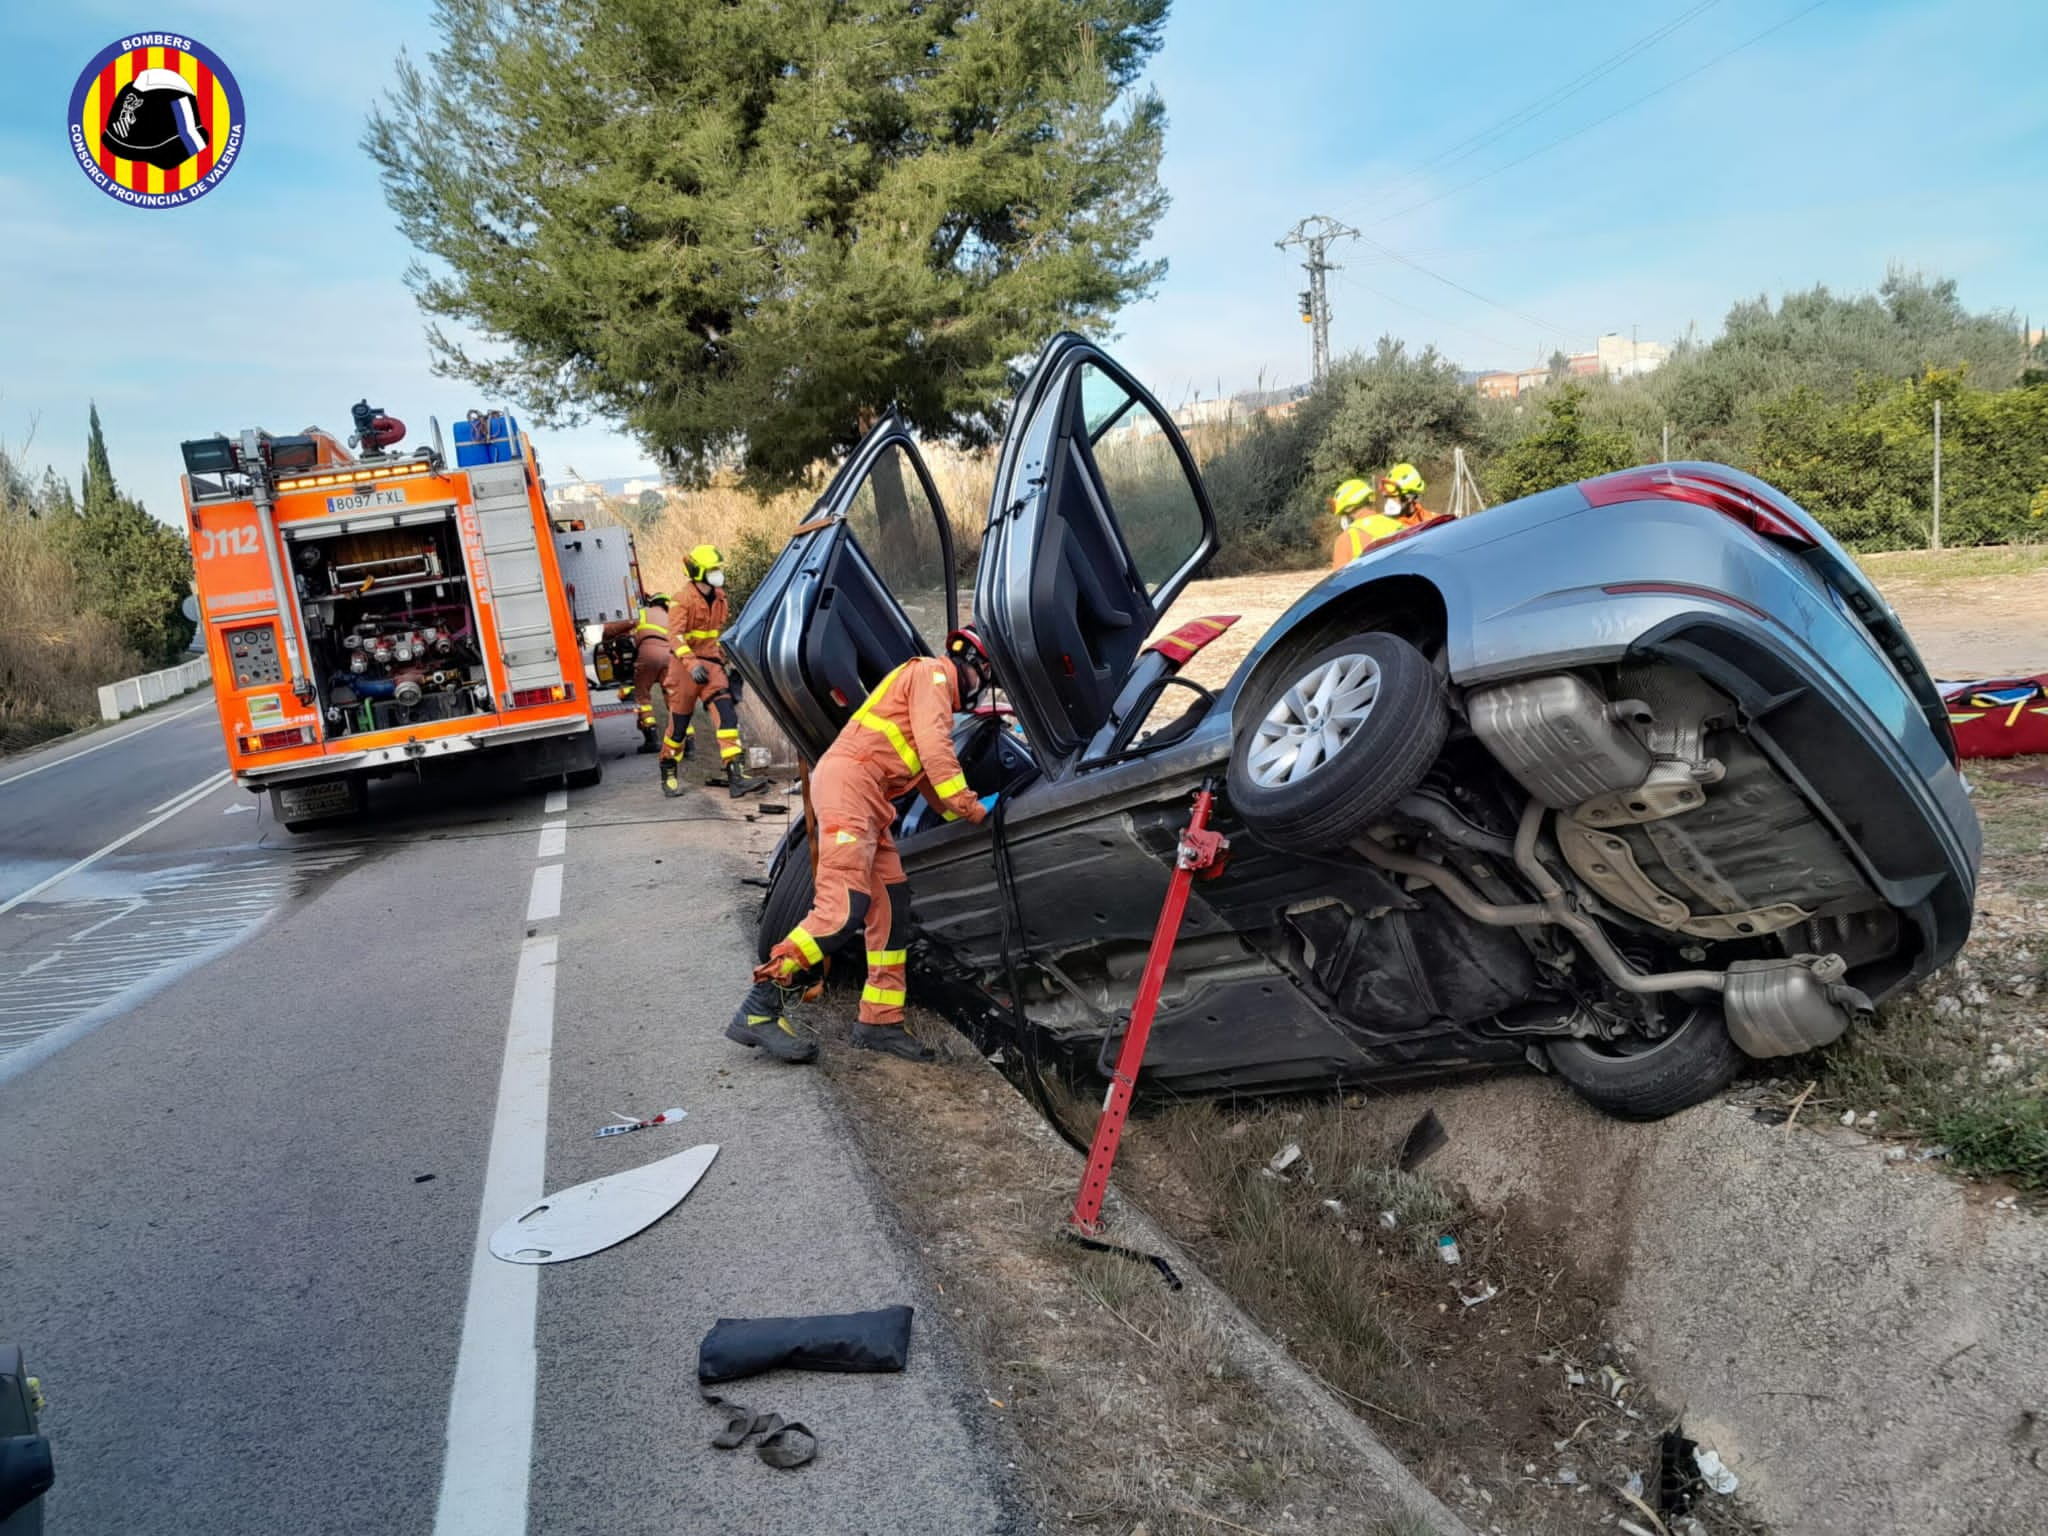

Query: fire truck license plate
[326,488,409,513]
[276,780,355,820]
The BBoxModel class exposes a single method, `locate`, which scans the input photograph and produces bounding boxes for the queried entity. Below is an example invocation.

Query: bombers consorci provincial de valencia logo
[67,33,244,207]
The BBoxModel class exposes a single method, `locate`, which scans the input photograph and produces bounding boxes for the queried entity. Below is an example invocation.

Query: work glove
[690,663,711,686]
[979,793,1000,813]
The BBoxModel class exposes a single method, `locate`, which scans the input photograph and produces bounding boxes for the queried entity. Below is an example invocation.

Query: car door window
[842,440,957,640]
[1075,363,1207,598]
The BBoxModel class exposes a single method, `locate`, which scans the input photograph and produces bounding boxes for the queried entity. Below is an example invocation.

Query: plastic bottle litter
[1267,1142,1303,1175]
[1436,1234,1461,1264]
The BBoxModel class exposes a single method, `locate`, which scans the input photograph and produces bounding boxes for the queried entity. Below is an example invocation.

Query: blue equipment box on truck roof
[454,411,520,466]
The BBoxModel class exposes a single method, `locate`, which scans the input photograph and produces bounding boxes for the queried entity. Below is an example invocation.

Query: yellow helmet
[1381,463,1426,500]
[1330,478,1373,519]
[684,543,723,581]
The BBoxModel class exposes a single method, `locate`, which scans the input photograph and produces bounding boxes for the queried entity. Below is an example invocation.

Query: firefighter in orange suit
[661,544,768,799]
[1330,463,1433,569]
[600,593,672,753]
[728,629,995,1063]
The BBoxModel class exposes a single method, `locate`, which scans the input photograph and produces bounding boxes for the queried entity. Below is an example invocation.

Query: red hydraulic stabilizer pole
[1069,781,1228,1236]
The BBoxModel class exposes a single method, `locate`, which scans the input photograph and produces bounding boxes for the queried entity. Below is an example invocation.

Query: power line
[1331,272,1528,358]
[1389,0,1832,223]
[1335,0,1724,223]
[1350,232,1574,339]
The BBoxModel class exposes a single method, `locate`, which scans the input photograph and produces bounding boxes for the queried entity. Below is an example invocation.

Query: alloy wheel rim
[1247,653,1382,787]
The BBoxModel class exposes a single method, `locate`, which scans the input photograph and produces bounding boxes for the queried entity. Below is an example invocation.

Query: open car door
[975,335,1219,779]
[721,415,963,764]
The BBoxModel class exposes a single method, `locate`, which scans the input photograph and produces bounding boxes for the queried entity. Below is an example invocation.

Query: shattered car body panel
[728,335,1981,1118]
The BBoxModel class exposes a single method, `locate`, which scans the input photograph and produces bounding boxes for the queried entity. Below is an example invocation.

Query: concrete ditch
[1343,1075,2047,1535]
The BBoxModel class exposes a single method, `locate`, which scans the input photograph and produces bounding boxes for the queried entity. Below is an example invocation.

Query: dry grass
[1856,542,2048,586]
[635,444,997,604]
[0,518,142,752]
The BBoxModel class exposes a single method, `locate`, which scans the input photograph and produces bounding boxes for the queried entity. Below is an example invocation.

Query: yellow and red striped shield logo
[67,33,245,208]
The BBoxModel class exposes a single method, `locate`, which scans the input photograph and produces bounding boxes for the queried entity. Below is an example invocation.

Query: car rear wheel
[1544,1003,1744,1120]
[1227,633,1447,852]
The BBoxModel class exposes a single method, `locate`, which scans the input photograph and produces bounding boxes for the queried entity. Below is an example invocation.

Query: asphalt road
[0,697,1022,1534]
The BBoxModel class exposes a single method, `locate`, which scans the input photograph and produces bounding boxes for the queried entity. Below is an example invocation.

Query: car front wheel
[1227,633,1448,853]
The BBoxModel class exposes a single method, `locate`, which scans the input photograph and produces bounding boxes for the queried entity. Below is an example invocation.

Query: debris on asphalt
[697,1303,914,1383]
[1436,1233,1462,1265]
[1266,1141,1302,1176]
[702,1390,818,1470]
[413,1173,436,1183]
[596,1106,688,1139]
[1692,1445,1739,1495]
[489,1144,720,1264]
[1915,1144,1951,1161]
[1397,1107,1448,1171]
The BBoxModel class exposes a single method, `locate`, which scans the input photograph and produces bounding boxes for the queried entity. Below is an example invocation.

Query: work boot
[852,1024,936,1063]
[660,759,684,797]
[636,725,659,754]
[725,981,818,1063]
[725,759,770,799]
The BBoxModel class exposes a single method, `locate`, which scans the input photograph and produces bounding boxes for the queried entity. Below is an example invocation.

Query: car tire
[1228,633,1447,853]
[1544,1004,1745,1120]
[755,829,874,985]
[757,834,815,964]
[566,761,603,790]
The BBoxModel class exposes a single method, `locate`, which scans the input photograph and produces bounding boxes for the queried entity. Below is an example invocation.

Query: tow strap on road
[701,1392,818,1470]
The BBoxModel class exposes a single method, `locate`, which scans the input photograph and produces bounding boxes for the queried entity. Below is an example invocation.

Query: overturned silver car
[727,335,1979,1119]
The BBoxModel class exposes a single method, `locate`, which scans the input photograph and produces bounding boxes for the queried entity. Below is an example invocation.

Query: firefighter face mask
[706,570,725,589]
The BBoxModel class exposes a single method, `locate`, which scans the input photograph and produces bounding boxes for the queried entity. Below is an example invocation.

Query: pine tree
[367,0,1171,490]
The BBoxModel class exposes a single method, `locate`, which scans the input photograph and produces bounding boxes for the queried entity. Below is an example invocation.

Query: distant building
[1597,333,1670,380]
[1566,353,1601,378]
[619,477,663,499]
[554,480,604,507]
[1475,371,1520,401]
[1515,366,1549,394]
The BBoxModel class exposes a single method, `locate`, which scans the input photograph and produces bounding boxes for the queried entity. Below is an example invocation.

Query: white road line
[431,934,556,1536]
[542,787,567,815]
[535,821,566,860]
[149,769,230,814]
[0,699,213,790]
[525,864,562,923]
[0,772,229,918]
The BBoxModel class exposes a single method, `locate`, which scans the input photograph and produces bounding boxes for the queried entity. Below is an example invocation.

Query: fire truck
[181,403,601,830]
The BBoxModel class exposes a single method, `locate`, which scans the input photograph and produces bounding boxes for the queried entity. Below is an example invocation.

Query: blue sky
[2,0,2044,519]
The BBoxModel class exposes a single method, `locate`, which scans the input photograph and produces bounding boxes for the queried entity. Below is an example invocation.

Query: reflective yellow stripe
[932,773,967,799]
[662,735,683,749]
[684,628,721,640]
[716,729,740,739]
[789,927,824,966]
[850,664,922,775]
[939,805,962,822]
[867,949,908,966]
[860,984,907,1007]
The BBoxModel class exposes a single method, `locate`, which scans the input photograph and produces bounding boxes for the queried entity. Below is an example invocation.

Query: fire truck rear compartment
[286,517,491,737]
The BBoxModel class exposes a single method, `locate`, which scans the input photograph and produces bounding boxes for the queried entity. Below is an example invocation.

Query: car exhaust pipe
[1358,800,1867,1055]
